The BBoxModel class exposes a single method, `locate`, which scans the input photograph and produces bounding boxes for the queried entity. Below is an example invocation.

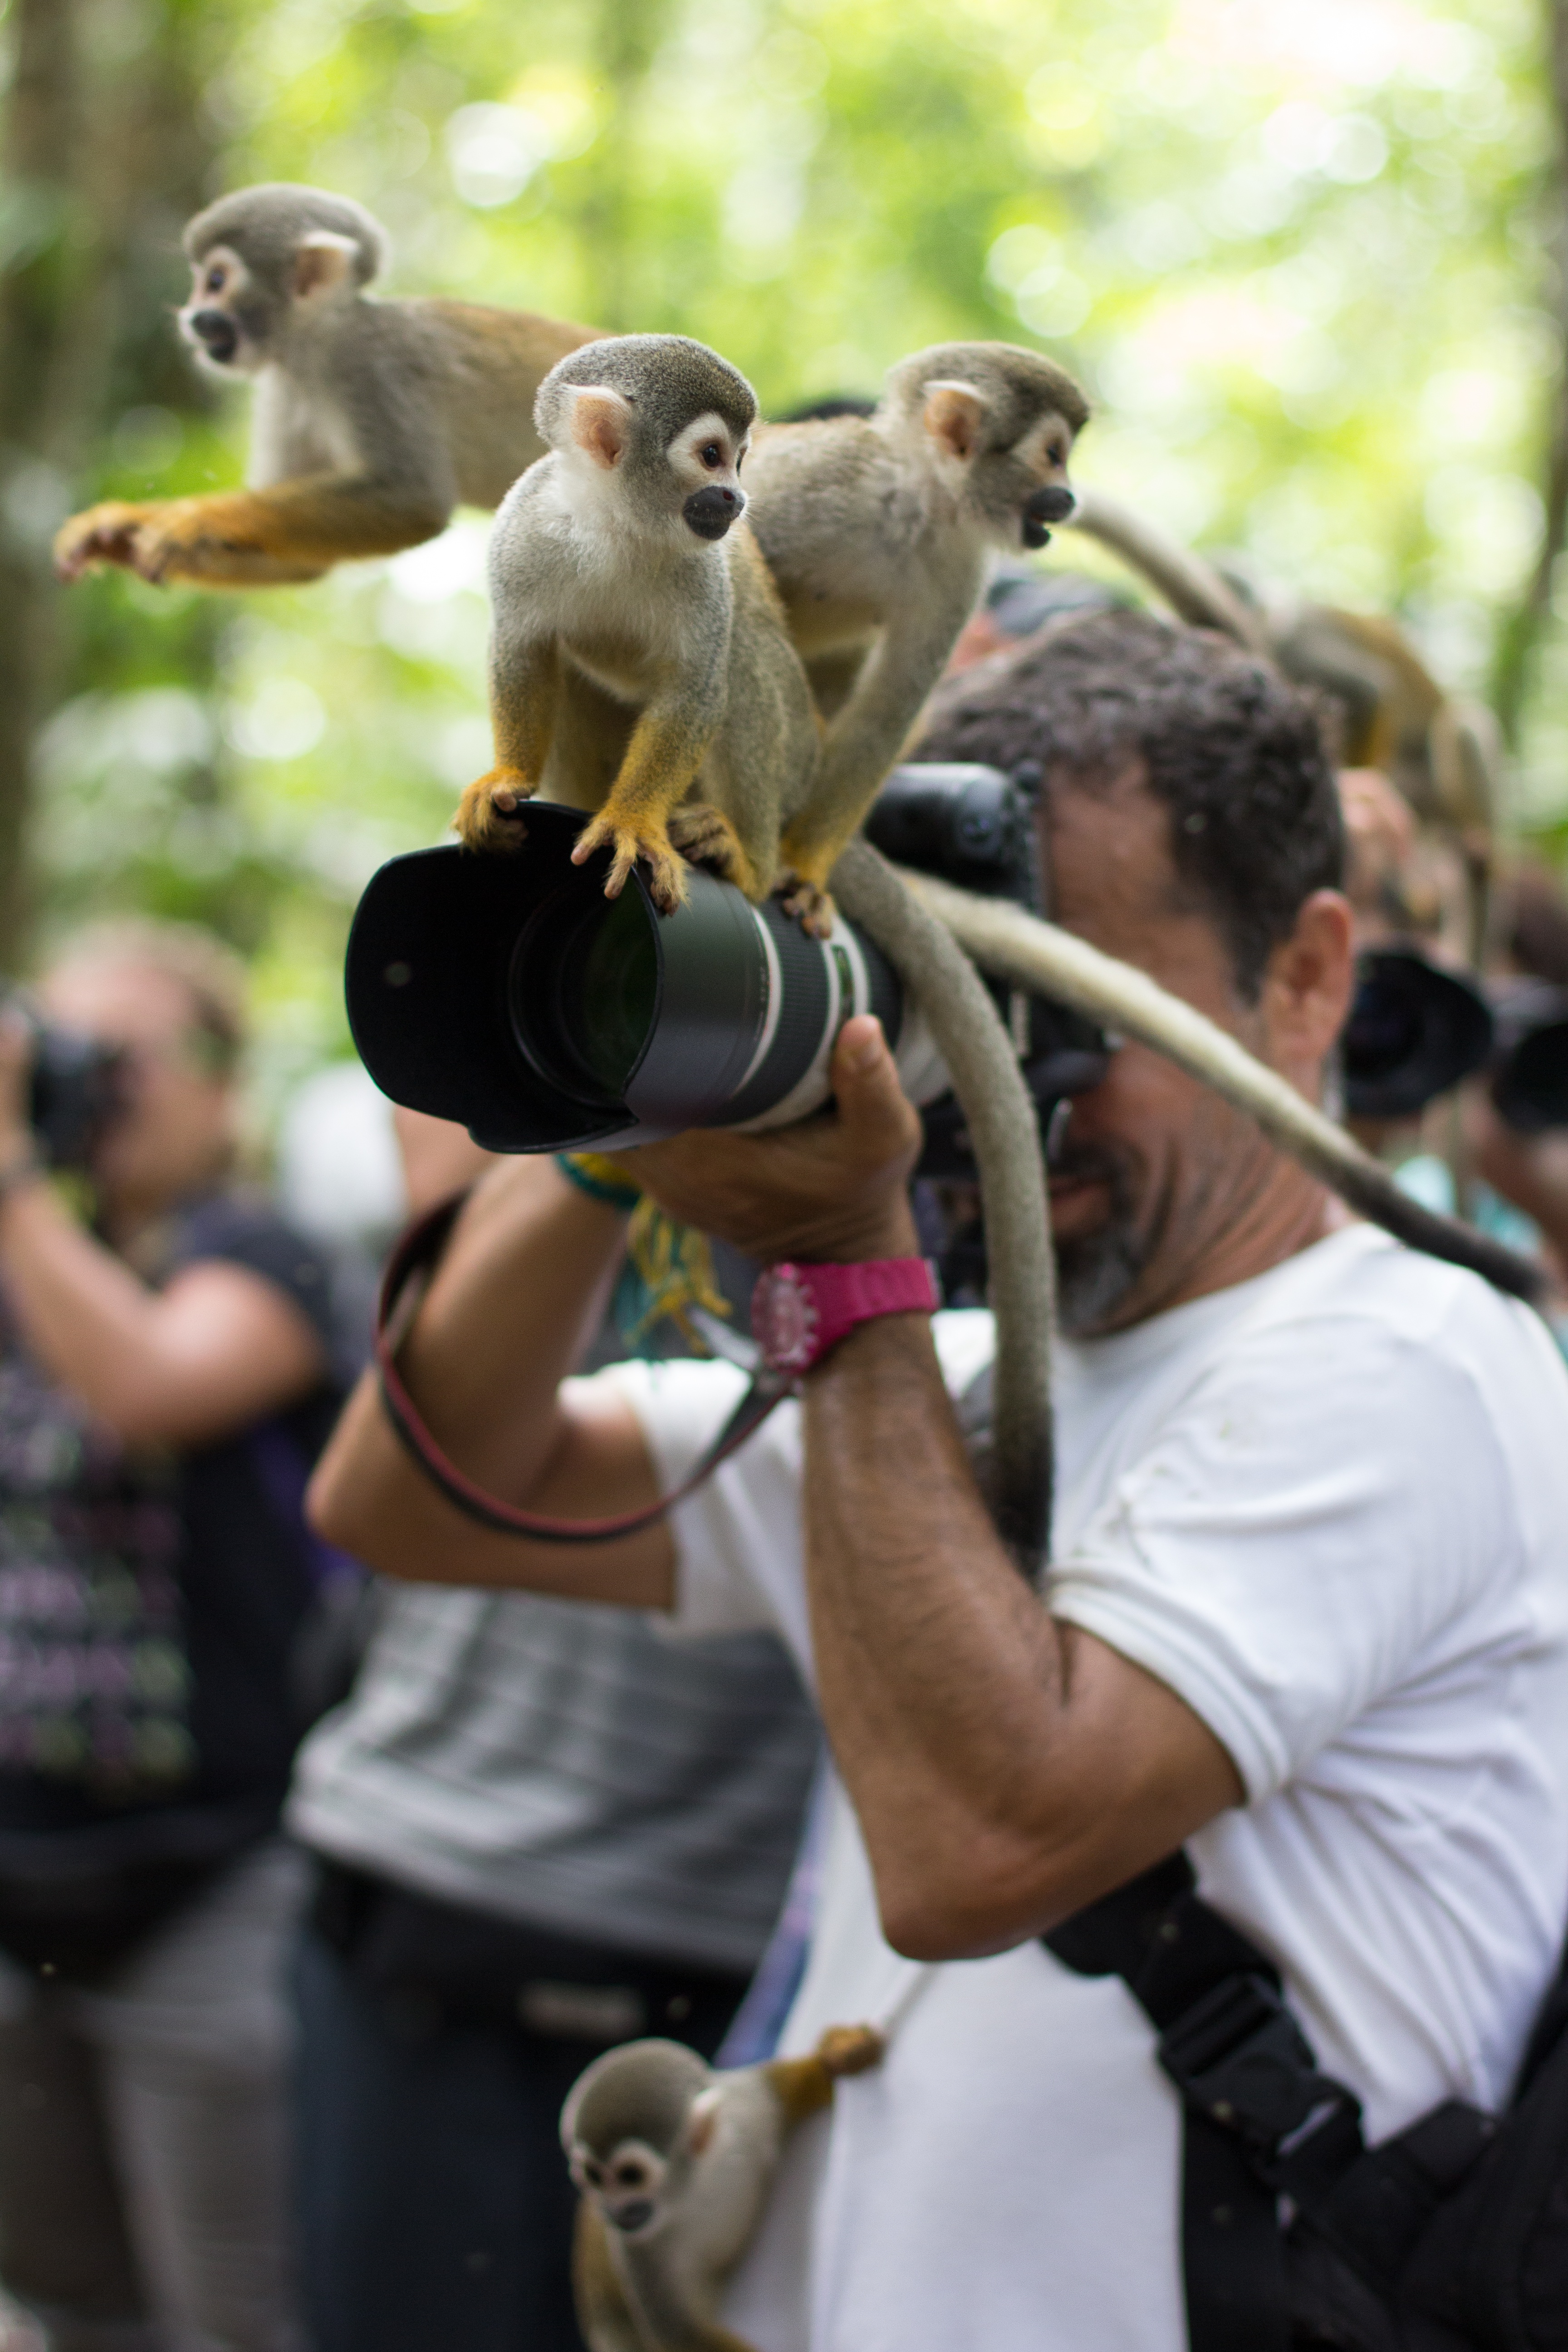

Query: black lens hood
[345,803,910,1154]
[1341,947,1494,1121]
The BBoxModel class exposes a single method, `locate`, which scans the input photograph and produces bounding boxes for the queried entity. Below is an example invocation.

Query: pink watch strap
[751,1258,941,1377]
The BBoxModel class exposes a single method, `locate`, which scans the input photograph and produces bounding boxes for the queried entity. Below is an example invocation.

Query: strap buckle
[1159,1970,1362,2177]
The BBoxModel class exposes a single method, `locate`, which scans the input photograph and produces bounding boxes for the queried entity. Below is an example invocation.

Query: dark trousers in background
[293,1866,749,2352]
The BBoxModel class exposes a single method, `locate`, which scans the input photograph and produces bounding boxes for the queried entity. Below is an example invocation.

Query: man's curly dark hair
[913,608,1344,1001]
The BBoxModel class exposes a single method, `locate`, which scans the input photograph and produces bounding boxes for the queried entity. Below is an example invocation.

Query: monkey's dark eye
[205,266,225,293]
[700,443,724,469]
[583,2161,604,2187]
[614,2160,648,2188]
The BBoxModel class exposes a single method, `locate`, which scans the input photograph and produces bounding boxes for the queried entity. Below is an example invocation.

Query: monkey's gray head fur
[561,2039,715,2234]
[535,335,758,543]
[561,2038,712,2163]
[882,341,1090,552]
[179,184,388,372]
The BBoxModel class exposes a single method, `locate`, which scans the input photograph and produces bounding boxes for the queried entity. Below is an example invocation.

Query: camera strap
[374,1191,790,1544]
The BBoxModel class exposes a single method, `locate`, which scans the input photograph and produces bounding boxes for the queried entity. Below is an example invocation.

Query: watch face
[755,1266,819,1373]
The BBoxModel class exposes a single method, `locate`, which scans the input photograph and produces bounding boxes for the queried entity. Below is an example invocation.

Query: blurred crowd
[0,583,1565,2352]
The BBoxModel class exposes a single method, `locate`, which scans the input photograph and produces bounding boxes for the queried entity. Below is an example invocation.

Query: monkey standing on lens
[455,335,823,920]
[740,341,1088,914]
[54,183,601,590]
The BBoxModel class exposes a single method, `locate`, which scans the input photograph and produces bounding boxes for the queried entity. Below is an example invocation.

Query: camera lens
[559,891,660,1098]
[509,885,661,1108]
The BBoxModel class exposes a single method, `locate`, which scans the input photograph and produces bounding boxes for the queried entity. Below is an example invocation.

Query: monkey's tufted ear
[684,2086,722,2157]
[922,380,988,463]
[293,231,360,300]
[565,387,634,470]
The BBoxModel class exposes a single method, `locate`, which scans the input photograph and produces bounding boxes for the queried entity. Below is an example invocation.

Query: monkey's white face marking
[667,412,748,492]
[179,246,259,375]
[668,413,748,543]
[571,2136,669,2235]
[1015,409,1075,487]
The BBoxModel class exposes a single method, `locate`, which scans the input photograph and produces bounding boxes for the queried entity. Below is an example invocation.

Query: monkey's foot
[454,769,535,853]
[778,873,836,939]
[53,501,157,583]
[814,2023,886,2078]
[571,812,688,914]
[668,804,761,897]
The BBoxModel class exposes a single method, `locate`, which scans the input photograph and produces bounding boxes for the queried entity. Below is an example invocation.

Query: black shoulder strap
[1044,1854,1381,2351]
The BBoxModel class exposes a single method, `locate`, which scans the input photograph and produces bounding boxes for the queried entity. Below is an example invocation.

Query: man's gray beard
[1054,1219,1148,1336]
[1051,1150,1150,1337]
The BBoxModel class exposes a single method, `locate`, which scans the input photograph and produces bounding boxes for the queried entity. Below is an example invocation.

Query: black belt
[310,1857,750,2051]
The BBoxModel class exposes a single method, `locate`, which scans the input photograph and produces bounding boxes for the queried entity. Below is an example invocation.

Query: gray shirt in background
[287,1583,819,1975]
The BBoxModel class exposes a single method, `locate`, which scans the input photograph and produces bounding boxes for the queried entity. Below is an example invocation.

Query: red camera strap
[374,1190,789,1544]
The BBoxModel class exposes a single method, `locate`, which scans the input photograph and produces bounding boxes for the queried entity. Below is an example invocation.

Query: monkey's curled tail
[902,868,1546,1308]
[830,838,1056,1569]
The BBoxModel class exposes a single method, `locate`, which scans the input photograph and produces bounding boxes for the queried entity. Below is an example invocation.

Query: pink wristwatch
[751,1258,941,1378]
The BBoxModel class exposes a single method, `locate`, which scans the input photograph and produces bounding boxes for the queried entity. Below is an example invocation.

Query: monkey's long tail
[902,867,1547,1307]
[1065,486,1268,653]
[831,839,1057,1570]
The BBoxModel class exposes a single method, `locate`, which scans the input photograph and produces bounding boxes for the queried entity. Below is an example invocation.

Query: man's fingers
[831,1017,920,1157]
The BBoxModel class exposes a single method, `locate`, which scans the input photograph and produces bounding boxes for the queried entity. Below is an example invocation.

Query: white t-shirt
[595,1224,1568,2352]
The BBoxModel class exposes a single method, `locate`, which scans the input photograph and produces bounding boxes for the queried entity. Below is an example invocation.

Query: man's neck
[1088,1165,1342,1338]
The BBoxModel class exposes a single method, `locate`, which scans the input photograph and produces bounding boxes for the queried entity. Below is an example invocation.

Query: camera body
[6,1000,126,1171]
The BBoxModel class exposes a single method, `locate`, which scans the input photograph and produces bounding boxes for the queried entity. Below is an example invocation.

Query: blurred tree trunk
[0,0,218,973]
[0,0,85,970]
[1492,0,1568,747]
[583,0,671,332]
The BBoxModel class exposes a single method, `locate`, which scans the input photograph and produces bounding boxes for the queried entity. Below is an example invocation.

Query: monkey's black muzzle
[609,2199,657,2234]
[185,308,239,365]
[1021,484,1077,551]
[683,485,744,541]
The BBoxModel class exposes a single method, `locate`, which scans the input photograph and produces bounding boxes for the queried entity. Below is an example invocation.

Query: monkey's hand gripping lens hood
[344,802,948,1155]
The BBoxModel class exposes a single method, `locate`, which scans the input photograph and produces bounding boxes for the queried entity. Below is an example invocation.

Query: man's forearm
[801,1316,1241,1958]
[307,1152,676,1606]
[394,1153,626,1485]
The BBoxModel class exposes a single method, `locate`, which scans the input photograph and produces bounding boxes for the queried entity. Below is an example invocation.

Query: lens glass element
[559,891,659,1098]
[509,881,661,1109]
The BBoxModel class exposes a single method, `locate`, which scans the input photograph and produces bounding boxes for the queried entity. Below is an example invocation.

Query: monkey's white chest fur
[615,2070,785,2308]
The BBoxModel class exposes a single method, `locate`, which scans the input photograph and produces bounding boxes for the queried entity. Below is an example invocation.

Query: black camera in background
[17,1010,126,1171]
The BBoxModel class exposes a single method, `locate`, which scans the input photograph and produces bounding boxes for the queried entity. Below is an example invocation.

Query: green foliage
[11,0,1568,1094]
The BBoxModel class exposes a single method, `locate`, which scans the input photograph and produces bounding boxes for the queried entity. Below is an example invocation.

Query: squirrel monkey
[740,342,1089,908]
[53,182,601,590]
[456,334,823,921]
[562,2024,884,2352]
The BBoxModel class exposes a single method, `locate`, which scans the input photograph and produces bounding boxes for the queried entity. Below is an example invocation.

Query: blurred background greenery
[0,0,1564,1117]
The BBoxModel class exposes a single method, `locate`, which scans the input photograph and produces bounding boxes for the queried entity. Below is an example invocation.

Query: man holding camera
[312,611,1568,2349]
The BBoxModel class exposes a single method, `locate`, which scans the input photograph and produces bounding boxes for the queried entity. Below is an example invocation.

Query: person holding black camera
[312,611,1568,2352]
[0,921,341,2352]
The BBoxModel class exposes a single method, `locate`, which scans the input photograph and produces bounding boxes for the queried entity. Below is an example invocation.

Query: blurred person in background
[286,1107,819,2352]
[0,922,346,2352]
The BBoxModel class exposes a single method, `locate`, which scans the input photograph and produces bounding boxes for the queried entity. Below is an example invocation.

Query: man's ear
[566,387,633,470]
[1264,888,1357,1073]
[293,232,359,300]
[922,379,988,463]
